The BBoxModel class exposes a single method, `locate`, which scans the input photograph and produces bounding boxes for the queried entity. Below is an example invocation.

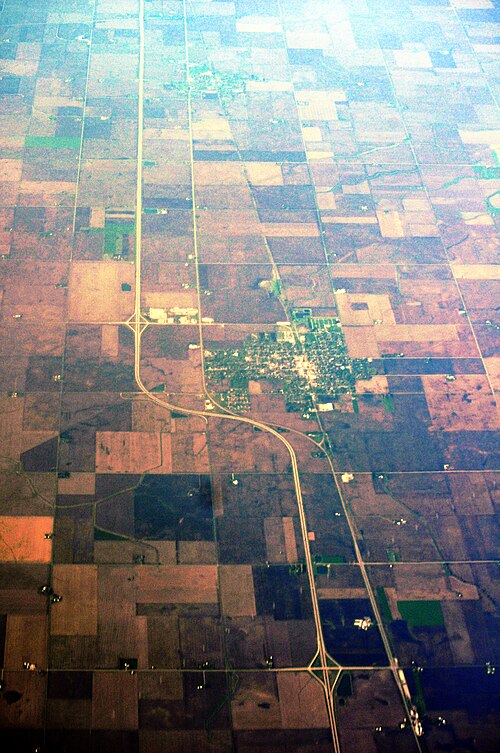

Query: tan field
[356,375,389,394]
[95,431,172,474]
[177,540,217,564]
[245,162,284,185]
[376,210,405,237]
[448,473,495,515]
[283,516,298,563]
[375,323,458,342]
[0,158,23,182]
[18,181,76,206]
[261,222,320,237]
[330,264,396,279]
[343,327,380,358]
[208,422,290,473]
[57,472,96,496]
[171,430,209,473]
[50,565,98,636]
[338,475,402,517]
[452,265,500,280]
[0,394,24,459]
[68,261,134,322]
[20,430,58,456]
[484,357,500,391]
[101,325,120,357]
[219,565,257,617]
[134,565,218,604]
[231,673,282,729]
[131,400,172,432]
[318,588,369,600]
[277,672,330,728]
[264,517,288,563]
[144,290,197,309]
[392,563,478,601]
[194,161,247,185]
[423,374,498,431]
[336,293,396,326]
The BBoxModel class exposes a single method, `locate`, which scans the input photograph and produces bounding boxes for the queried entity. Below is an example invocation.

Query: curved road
[128,2,423,752]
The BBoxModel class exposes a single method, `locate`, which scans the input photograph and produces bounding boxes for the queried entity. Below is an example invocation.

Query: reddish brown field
[0,515,53,562]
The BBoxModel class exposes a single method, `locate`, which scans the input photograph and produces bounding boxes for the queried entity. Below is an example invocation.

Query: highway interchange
[127,1,425,750]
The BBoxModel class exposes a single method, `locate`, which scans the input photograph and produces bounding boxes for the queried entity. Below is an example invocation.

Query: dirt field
[277,672,329,728]
[94,540,177,566]
[484,356,500,392]
[423,374,498,431]
[194,161,247,186]
[208,421,290,473]
[134,565,218,604]
[343,327,380,358]
[336,293,396,326]
[0,394,24,460]
[22,393,60,432]
[57,472,96,496]
[139,730,233,753]
[441,601,475,664]
[46,698,92,729]
[0,671,46,727]
[0,463,55,516]
[177,540,217,564]
[278,265,336,309]
[261,222,320,237]
[264,517,288,563]
[18,180,76,207]
[50,565,98,636]
[171,430,209,473]
[140,353,203,394]
[95,431,172,474]
[392,563,477,601]
[245,162,284,185]
[131,400,172,433]
[448,473,495,515]
[0,515,53,562]
[231,672,282,729]
[68,261,134,322]
[282,517,298,563]
[21,429,58,457]
[0,260,68,319]
[219,565,256,617]
[355,375,389,394]
[92,671,138,729]
[197,209,261,239]
[4,614,48,670]
[147,614,181,669]
[101,325,120,358]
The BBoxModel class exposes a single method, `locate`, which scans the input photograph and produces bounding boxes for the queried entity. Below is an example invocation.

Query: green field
[398,599,444,628]
[381,393,394,412]
[25,135,80,150]
[104,221,135,256]
[376,586,393,623]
